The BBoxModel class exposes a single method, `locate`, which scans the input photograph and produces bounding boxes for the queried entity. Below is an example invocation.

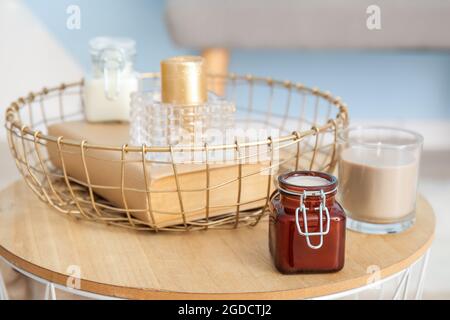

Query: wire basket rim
[5,73,349,153]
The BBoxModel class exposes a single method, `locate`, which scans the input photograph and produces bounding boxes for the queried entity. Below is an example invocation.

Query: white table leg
[0,267,9,300]
[415,249,431,300]
[44,283,56,300]
[393,268,409,300]
[402,269,411,300]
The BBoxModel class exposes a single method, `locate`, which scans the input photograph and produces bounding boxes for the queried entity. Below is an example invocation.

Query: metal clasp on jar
[295,189,331,250]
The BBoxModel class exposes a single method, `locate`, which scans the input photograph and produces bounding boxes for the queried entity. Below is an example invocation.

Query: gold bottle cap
[161,56,207,106]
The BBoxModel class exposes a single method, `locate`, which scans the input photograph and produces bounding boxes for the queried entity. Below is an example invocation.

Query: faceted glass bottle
[269,171,346,274]
[131,92,235,147]
[129,56,235,161]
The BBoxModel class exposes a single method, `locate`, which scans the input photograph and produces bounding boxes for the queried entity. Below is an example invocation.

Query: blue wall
[25,0,450,119]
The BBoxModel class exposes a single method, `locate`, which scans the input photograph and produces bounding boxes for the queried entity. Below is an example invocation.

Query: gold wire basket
[5,73,348,231]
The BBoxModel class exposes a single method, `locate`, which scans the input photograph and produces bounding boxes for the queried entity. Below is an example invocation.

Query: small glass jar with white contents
[84,37,138,122]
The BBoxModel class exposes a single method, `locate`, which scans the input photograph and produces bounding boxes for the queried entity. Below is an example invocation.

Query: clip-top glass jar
[84,37,138,122]
[269,171,346,274]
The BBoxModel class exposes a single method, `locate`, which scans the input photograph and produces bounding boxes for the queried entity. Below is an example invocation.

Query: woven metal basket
[5,73,348,231]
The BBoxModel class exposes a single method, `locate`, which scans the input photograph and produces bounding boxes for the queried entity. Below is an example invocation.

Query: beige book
[47,121,273,228]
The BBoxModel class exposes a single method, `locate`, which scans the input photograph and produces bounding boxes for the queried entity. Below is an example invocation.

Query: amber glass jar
[269,171,346,274]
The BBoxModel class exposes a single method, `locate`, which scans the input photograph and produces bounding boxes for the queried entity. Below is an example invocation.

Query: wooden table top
[0,180,435,299]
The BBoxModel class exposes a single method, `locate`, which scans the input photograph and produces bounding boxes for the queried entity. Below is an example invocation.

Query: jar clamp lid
[278,171,338,250]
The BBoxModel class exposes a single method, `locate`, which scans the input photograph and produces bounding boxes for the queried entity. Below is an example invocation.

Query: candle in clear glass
[269,171,346,274]
[84,37,138,122]
[338,126,423,234]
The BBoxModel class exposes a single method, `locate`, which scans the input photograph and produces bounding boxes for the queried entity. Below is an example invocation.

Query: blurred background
[0,0,449,299]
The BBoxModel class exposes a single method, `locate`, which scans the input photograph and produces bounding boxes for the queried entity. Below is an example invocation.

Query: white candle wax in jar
[84,37,138,123]
[285,175,330,187]
[84,76,138,122]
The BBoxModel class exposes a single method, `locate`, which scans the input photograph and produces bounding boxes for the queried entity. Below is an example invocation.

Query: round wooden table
[0,181,435,300]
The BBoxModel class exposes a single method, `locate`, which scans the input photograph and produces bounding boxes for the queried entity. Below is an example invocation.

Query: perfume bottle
[84,37,138,122]
[269,171,346,274]
[130,56,235,161]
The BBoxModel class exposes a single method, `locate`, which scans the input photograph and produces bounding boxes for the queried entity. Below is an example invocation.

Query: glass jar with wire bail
[269,171,346,274]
